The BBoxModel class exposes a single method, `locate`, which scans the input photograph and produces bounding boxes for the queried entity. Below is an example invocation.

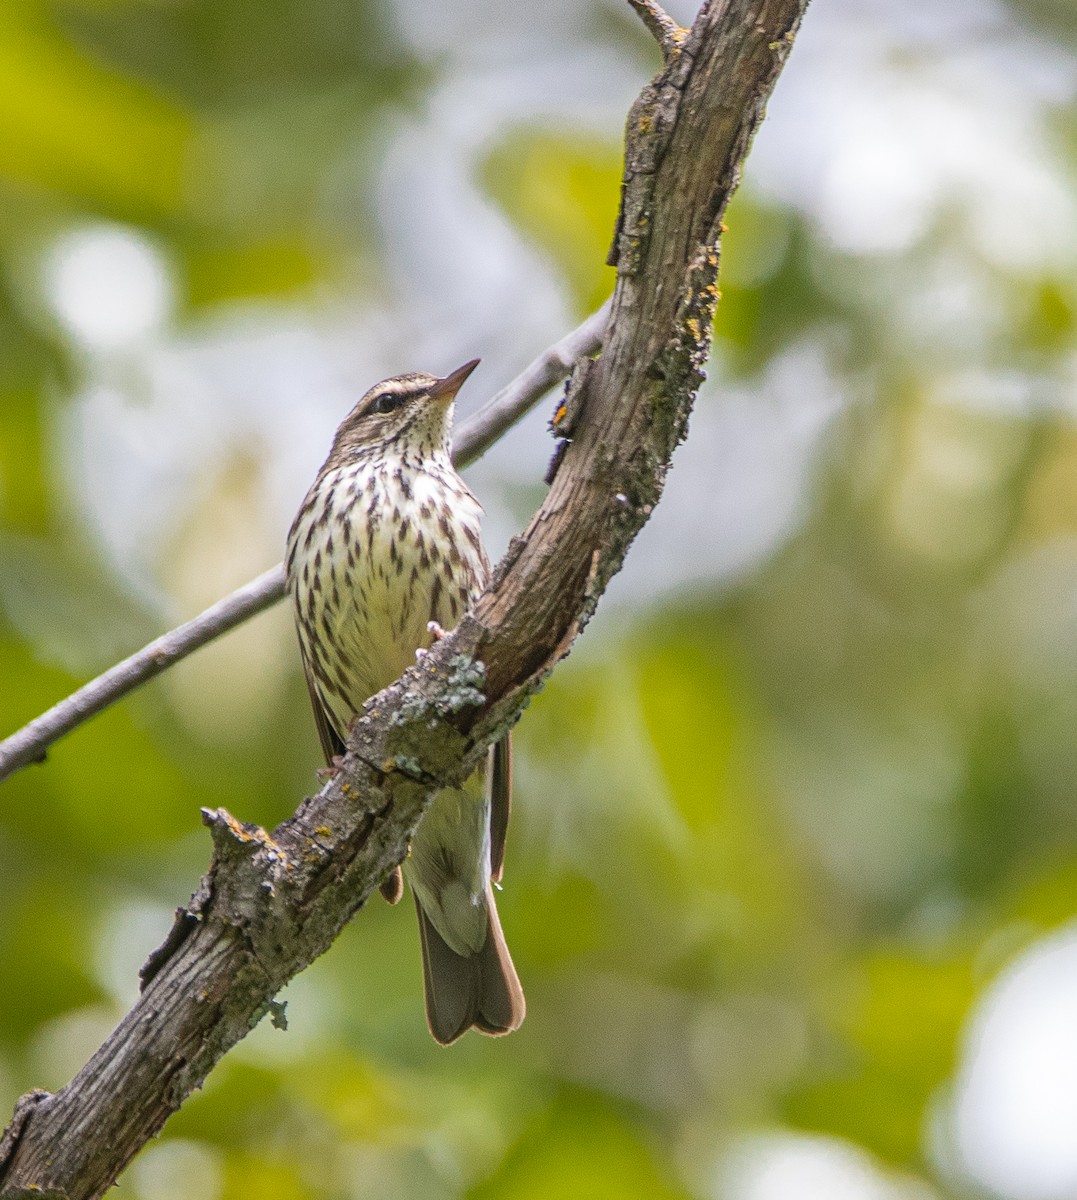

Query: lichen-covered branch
[0,3,808,1196]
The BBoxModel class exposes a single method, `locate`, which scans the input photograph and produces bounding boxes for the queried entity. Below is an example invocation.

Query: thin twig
[0,303,609,785]
[0,565,287,784]
[452,301,609,461]
[626,0,687,57]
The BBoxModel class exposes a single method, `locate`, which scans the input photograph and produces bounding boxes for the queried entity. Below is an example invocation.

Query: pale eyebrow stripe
[362,378,432,410]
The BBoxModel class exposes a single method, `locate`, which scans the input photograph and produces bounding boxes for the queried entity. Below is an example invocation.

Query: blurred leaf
[952,709,1032,898]
[716,217,828,376]
[0,7,191,218]
[0,883,101,1041]
[1002,0,1077,47]
[473,1091,692,1200]
[1015,277,1076,355]
[294,1051,409,1142]
[183,235,322,308]
[0,391,49,534]
[786,951,976,1164]
[223,1155,315,1200]
[61,0,411,103]
[1020,426,1077,542]
[1008,857,1077,931]
[0,635,199,858]
[634,607,812,976]
[164,1059,287,1145]
[481,129,620,314]
[510,872,606,970]
[719,190,793,292]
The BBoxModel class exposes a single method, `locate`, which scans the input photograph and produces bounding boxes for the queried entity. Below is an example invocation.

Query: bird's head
[329,359,479,463]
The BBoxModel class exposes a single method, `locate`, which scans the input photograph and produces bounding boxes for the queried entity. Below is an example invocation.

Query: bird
[285,359,525,1045]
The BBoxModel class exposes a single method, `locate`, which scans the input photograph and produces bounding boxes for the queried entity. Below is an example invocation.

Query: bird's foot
[316,754,347,782]
[416,621,447,661]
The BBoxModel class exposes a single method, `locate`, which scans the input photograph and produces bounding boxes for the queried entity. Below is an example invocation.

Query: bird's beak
[429,358,480,405]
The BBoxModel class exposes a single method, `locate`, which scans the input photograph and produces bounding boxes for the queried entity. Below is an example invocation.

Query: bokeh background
[2,0,1077,1196]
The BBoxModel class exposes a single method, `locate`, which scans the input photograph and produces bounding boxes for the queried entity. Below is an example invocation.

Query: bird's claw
[427,620,446,641]
[316,754,347,782]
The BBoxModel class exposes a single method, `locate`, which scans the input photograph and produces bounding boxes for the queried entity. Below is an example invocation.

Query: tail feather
[414,888,525,1045]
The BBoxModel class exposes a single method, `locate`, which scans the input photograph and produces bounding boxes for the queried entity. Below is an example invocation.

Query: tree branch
[0,301,610,785]
[626,0,687,58]
[0,2,807,1195]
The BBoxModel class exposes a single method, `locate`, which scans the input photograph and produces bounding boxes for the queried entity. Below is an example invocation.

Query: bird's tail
[414,884,524,1044]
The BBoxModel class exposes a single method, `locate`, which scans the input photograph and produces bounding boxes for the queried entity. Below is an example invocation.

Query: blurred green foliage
[1,2,1077,1199]
[482,130,621,315]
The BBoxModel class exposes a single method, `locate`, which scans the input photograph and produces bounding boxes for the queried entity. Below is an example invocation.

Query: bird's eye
[371,392,407,415]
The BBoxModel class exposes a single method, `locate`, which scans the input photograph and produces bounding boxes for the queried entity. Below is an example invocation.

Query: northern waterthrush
[286,360,524,1044]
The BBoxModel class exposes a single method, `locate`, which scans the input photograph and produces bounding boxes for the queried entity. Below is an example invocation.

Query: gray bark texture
[0,1,808,1194]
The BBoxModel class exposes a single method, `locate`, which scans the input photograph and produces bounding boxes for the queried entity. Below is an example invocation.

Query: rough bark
[0,2,808,1195]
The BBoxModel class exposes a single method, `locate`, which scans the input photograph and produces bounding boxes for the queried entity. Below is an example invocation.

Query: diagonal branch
[0,2,808,1195]
[0,301,610,785]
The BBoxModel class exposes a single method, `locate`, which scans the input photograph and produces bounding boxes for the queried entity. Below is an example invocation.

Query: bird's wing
[301,652,344,763]
[489,733,511,884]
[469,546,511,884]
[301,647,404,904]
